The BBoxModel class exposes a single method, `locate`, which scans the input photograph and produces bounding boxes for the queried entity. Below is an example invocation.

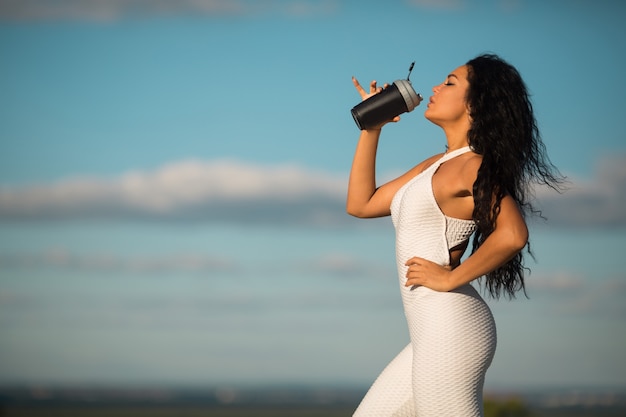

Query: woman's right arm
[346,127,387,218]
[346,127,435,218]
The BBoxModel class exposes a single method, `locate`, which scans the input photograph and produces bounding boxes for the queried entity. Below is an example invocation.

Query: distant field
[2,386,625,417]
[0,406,356,417]
[532,409,626,417]
[3,404,626,417]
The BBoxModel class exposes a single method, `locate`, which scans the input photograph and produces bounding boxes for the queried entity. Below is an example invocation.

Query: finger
[369,80,378,94]
[405,257,422,266]
[405,277,422,287]
[352,77,366,95]
[406,266,421,278]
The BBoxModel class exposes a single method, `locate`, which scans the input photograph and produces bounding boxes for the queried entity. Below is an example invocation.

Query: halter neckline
[444,146,471,156]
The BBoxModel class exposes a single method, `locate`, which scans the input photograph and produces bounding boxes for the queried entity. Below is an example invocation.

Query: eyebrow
[447,74,459,79]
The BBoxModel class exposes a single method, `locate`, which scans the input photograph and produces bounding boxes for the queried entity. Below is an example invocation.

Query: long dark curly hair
[465,54,563,299]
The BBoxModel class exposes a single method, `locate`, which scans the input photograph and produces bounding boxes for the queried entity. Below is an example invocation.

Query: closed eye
[444,73,459,86]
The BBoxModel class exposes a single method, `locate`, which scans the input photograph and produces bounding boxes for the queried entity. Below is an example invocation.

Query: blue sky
[0,0,625,392]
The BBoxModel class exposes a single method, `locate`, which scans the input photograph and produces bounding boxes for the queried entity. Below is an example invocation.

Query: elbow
[346,209,358,218]
[517,221,529,250]
[346,198,387,219]
[346,200,373,218]
[346,205,365,218]
[507,222,529,254]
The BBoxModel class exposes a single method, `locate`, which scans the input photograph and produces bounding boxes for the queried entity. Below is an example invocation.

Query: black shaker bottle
[351,63,423,130]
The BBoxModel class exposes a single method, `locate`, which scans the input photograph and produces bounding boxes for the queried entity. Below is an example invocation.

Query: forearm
[448,192,529,289]
[346,129,382,217]
[404,231,526,293]
[449,235,523,289]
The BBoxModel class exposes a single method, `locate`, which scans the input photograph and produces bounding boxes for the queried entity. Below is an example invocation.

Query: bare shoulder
[462,152,482,175]
[460,152,482,190]
[464,152,483,169]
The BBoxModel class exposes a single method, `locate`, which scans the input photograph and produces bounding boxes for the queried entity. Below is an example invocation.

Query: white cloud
[526,270,585,293]
[1,154,624,228]
[305,252,395,281]
[0,0,338,21]
[0,159,349,226]
[0,246,396,286]
[525,270,625,319]
[407,0,464,10]
[0,248,237,274]
[407,0,524,12]
[532,153,626,228]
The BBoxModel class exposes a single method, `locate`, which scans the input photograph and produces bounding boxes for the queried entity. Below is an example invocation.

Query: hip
[400,284,495,327]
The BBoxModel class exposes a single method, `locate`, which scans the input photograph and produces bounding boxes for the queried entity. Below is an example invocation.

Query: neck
[444,130,470,153]
[438,118,470,153]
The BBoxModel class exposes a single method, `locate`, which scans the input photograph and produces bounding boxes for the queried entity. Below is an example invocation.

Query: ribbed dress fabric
[353,147,497,417]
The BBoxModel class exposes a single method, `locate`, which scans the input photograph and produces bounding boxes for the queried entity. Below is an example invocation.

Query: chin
[424,113,444,128]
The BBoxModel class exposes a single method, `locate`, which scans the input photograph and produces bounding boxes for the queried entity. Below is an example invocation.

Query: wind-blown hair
[465,54,562,299]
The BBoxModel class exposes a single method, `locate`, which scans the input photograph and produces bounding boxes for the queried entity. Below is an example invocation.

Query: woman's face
[424,65,471,128]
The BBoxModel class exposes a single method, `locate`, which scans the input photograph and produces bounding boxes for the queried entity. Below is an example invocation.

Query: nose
[432,84,441,94]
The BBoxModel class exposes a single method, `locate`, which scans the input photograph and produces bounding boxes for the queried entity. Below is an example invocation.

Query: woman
[347,54,562,416]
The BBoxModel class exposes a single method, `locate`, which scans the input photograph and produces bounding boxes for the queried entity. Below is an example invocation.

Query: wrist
[361,128,382,136]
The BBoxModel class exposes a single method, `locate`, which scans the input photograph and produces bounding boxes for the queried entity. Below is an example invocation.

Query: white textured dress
[353,147,497,417]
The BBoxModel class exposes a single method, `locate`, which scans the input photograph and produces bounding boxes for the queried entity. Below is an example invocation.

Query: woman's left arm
[404,195,528,292]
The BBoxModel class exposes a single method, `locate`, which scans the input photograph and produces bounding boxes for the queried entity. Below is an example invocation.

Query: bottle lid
[394,79,423,112]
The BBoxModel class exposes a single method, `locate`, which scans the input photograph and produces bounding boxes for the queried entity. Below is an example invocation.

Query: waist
[401,282,487,305]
